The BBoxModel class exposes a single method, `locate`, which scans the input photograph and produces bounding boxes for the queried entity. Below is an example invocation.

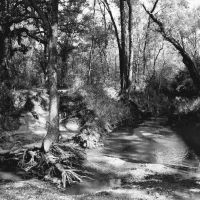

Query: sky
[88,0,200,10]
[190,0,200,8]
[140,0,200,8]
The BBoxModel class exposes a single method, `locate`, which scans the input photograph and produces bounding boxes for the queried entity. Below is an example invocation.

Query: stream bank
[1,118,200,200]
[62,118,200,198]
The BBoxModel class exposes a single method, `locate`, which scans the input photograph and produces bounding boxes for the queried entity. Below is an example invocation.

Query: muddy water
[1,118,200,195]
[65,118,200,194]
[103,119,199,168]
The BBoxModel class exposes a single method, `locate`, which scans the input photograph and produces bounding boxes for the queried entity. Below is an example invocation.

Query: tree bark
[102,0,129,94]
[25,0,59,152]
[42,0,59,153]
[127,0,133,93]
[87,0,96,84]
[99,0,134,94]
[120,0,129,94]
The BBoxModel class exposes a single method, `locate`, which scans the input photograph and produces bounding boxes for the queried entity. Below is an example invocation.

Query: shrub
[79,84,135,128]
[60,84,136,148]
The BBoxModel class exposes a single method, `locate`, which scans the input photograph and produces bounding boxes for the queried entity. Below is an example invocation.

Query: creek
[1,118,200,196]
[64,118,200,194]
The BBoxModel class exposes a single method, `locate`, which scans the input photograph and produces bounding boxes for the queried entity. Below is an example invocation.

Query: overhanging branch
[100,0,121,51]
[11,27,47,44]
[142,0,200,90]
[24,0,50,32]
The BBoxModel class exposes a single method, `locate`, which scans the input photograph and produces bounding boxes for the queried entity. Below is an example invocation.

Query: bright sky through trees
[139,0,200,8]
[190,0,200,8]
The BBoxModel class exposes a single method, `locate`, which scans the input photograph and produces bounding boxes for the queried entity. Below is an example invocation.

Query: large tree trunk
[119,0,129,94]
[41,43,48,84]
[42,0,59,153]
[127,0,132,77]
[127,0,133,94]
[102,0,130,94]
[181,52,200,90]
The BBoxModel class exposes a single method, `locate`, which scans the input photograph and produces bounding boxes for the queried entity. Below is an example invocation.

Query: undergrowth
[0,85,137,188]
[79,84,135,129]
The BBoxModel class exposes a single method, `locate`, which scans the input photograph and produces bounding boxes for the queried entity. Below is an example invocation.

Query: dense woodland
[1,0,200,194]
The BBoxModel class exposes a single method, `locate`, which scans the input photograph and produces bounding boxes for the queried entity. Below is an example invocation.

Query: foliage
[1,0,200,191]
[59,82,136,149]
[171,70,198,97]
[1,0,200,122]
[0,84,20,131]
[80,84,135,128]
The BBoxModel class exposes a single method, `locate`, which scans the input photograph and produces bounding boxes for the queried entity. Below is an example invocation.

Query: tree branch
[11,27,47,44]
[142,3,182,51]
[25,0,50,32]
[151,0,159,13]
[142,0,200,90]
[100,0,121,50]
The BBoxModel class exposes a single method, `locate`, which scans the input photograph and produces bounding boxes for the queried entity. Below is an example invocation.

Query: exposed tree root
[0,142,90,188]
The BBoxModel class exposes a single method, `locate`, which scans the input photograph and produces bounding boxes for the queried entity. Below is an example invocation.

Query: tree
[119,0,129,93]
[25,0,59,152]
[0,0,30,87]
[87,0,96,84]
[143,0,200,91]
[58,0,88,86]
[101,0,134,94]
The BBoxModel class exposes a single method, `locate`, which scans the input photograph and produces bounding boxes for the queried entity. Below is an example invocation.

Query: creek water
[102,118,199,167]
[1,118,200,195]
[64,118,200,194]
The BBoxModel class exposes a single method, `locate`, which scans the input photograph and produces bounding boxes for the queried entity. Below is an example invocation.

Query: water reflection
[65,118,200,195]
[1,118,200,195]
[102,119,199,168]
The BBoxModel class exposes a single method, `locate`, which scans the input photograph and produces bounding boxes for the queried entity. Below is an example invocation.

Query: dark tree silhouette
[101,0,133,95]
